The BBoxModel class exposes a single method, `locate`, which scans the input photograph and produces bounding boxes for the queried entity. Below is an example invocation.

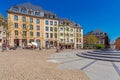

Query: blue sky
[0,0,120,42]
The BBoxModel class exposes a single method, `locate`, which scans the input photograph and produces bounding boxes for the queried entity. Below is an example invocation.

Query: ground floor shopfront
[9,38,83,49]
[9,38,58,48]
[59,43,83,49]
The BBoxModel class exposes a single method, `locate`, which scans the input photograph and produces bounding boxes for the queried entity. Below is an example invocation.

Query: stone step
[87,51,120,56]
[93,50,120,53]
[82,52,120,59]
[76,53,120,62]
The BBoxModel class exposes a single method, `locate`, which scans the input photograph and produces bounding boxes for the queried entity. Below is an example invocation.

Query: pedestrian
[2,41,6,52]
[56,46,60,52]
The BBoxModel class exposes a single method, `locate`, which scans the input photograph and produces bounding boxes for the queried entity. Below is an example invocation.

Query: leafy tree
[19,19,31,46]
[0,14,7,39]
[0,14,7,28]
[86,35,98,45]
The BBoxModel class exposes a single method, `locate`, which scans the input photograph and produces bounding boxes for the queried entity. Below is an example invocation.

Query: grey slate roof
[16,2,43,11]
[8,2,56,16]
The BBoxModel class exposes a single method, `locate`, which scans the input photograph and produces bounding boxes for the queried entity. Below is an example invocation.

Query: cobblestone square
[0,49,88,80]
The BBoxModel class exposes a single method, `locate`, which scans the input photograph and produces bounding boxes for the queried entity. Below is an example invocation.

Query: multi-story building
[58,18,83,49]
[0,14,7,47]
[7,2,58,48]
[115,37,120,50]
[7,2,83,49]
[84,30,110,48]
[44,19,58,48]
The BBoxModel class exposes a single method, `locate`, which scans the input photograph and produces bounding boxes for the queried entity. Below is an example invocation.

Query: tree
[0,14,7,39]
[19,19,31,46]
[86,35,98,45]
[0,14,7,29]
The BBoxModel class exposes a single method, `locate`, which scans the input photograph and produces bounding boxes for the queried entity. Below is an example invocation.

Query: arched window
[12,6,19,12]
[21,8,27,14]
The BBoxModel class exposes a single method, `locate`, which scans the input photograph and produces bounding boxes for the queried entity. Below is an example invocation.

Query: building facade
[7,2,83,49]
[84,30,110,48]
[58,19,83,49]
[115,37,120,50]
[0,14,7,47]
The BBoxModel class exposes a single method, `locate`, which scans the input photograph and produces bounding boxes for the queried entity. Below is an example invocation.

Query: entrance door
[36,40,41,47]
[14,39,19,47]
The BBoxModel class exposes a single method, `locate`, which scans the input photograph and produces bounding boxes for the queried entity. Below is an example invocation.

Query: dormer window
[35,12,40,16]
[28,9,34,15]
[50,15,53,18]
[12,6,19,12]
[46,14,49,18]
[21,8,27,14]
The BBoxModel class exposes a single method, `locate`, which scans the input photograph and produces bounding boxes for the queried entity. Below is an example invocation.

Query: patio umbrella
[27,43,32,46]
[31,42,37,47]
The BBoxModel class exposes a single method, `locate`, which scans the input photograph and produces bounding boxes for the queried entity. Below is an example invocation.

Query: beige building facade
[58,19,83,49]
[7,2,83,49]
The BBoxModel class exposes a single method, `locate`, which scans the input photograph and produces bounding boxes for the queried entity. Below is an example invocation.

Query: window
[36,26,40,30]
[36,32,40,37]
[35,12,40,16]
[66,28,69,31]
[45,26,49,31]
[50,27,53,31]
[14,23,18,28]
[71,39,73,42]
[54,21,57,26]
[54,27,57,31]
[14,30,18,36]
[60,33,63,36]
[50,15,53,19]
[21,8,27,13]
[61,39,63,42]
[22,16,26,22]
[50,21,53,25]
[28,10,34,15]
[14,15,18,21]
[36,19,40,24]
[50,33,53,38]
[46,14,49,18]
[46,33,49,38]
[70,34,73,37]
[30,25,33,30]
[45,20,49,25]
[54,33,57,38]
[13,7,19,12]
[60,27,63,31]
[30,32,33,37]
[23,31,26,36]
[22,24,26,29]
[30,18,33,23]
[71,29,73,32]
[29,39,34,43]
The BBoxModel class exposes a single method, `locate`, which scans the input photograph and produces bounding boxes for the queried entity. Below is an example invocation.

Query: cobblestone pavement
[49,49,120,80]
[0,49,88,80]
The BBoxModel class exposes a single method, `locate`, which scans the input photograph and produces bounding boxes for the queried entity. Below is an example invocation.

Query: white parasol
[31,42,37,47]
[27,43,32,46]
